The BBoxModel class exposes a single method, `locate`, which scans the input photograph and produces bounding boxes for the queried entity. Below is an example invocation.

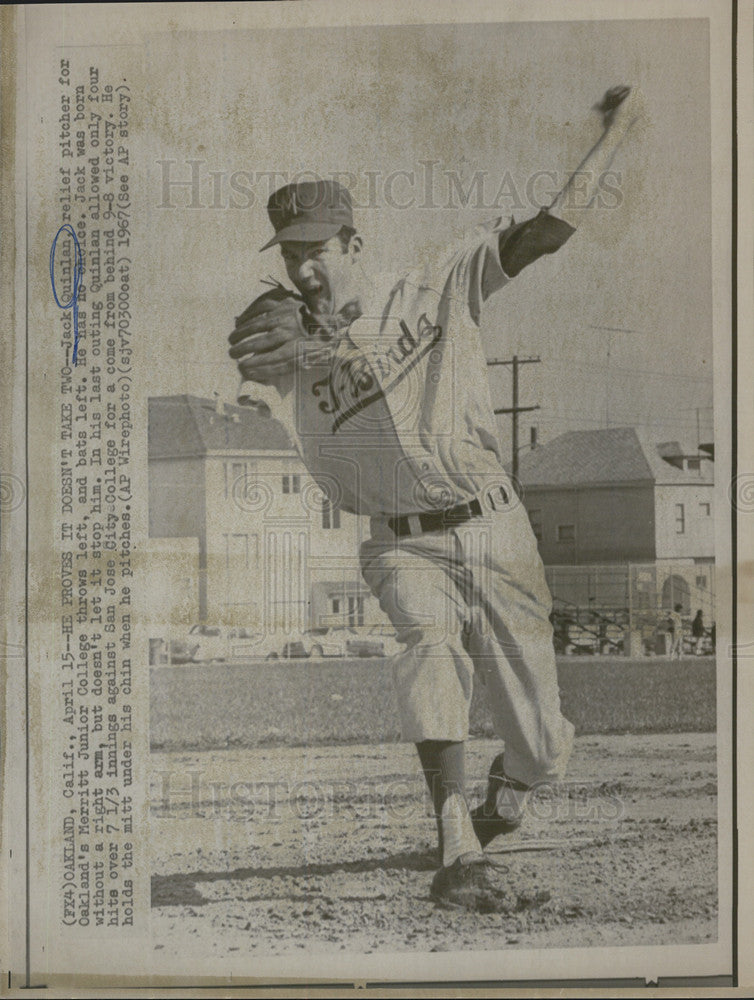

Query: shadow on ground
[151,848,437,908]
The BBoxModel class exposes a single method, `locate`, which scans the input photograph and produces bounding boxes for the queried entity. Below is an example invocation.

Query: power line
[534,412,712,430]
[588,323,638,427]
[587,324,643,335]
[566,361,713,382]
[487,353,712,383]
[485,346,713,446]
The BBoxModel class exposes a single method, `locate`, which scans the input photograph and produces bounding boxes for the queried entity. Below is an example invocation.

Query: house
[515,427,715,618]
[147,395,377,633]
[516,427,714,564]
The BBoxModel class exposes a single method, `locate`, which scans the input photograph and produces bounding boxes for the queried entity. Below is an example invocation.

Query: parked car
[342,625,402,658]
[261,625,404,661]
[302,627,349,658]
[345,634,383,658]
[314,625,405,658]
[278,639,309,659]
[149,633,200,665]
[190,625,264,662]
[266,628,347,659]
[362,625,404,657]
[149,625,267,664]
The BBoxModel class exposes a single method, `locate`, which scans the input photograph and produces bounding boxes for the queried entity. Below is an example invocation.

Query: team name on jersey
[310,313,442,433]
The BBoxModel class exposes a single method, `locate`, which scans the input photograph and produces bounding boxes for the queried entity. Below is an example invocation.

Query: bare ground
[149,732,717,957]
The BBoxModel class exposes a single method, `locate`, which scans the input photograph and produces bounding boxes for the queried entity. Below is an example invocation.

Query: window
[557,524,575,543]
[528,508,543,542]
[695,575,707,589]
[223,533,251,570]
[282,473,301,494]
[675,503,685,534]
[699,502,711,517]
[322,500,341,530]
[331,598,340,615]
[225,461,249,498]
[687,458,700,471]
[348,596,364,626]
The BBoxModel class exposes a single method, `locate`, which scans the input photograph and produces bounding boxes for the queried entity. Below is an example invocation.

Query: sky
[136,16,714,454]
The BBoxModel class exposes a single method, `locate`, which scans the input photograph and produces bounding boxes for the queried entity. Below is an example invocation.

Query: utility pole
[486,355,541,478]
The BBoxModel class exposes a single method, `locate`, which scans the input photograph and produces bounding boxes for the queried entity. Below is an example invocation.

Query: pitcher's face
[280,234,360,316]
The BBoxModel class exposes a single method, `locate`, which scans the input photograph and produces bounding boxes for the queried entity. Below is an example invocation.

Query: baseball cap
[260,179,353,251]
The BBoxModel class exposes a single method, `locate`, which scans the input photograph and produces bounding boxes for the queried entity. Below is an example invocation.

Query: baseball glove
[235,284,304,336]
[230,283,307,348]
[595,84,631,113]
[231,282,350,345]
[228,283,314,383]
[229,282,355,383]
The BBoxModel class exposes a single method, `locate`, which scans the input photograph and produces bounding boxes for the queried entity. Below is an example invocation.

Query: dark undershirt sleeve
[497,208,576,278]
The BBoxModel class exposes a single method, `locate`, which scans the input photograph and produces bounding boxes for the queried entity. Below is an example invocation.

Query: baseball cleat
[470,802,523,848]
[471,753,530,848]
[430,856,510,913]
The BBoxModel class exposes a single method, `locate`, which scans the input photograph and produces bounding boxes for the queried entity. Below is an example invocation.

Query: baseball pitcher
[228,85,646,910]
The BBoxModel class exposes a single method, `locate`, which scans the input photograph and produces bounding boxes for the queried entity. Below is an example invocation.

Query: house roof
[516,427,714,488]
[635,429,714,485]
[149,395,293,458]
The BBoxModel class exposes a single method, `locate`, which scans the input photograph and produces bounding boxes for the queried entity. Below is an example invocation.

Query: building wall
[143,536,201,626]
[523,484,656,565]
[149,456,206,538]
[201,452,372,631]
[654,483,715,560]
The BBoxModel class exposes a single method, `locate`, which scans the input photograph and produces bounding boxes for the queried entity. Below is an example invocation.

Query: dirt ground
[149,732,717,957]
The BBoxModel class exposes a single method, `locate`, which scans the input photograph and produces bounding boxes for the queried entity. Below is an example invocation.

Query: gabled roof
[516,427,713,488]
[149,395,293,459]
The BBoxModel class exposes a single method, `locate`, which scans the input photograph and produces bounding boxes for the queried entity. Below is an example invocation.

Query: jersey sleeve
[407,210,576,327]
[497,208,576,278]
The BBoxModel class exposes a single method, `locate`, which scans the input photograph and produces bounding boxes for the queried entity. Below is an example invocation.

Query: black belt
[387,497,483,537]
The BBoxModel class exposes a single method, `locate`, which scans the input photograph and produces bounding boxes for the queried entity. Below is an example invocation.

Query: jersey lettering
[311,313,442,433]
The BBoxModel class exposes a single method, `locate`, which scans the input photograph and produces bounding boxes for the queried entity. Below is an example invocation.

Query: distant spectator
[710,622,716,651]
[691,609,705,655]
[668,603,684,659]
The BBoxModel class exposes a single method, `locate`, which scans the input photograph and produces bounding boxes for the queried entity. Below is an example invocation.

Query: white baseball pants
[360,500,574,788]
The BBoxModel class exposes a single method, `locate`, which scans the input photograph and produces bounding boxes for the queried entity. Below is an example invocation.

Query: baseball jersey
[244,209,574,516]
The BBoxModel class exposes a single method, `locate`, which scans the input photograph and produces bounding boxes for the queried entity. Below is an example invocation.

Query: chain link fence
[546,562,715,656]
